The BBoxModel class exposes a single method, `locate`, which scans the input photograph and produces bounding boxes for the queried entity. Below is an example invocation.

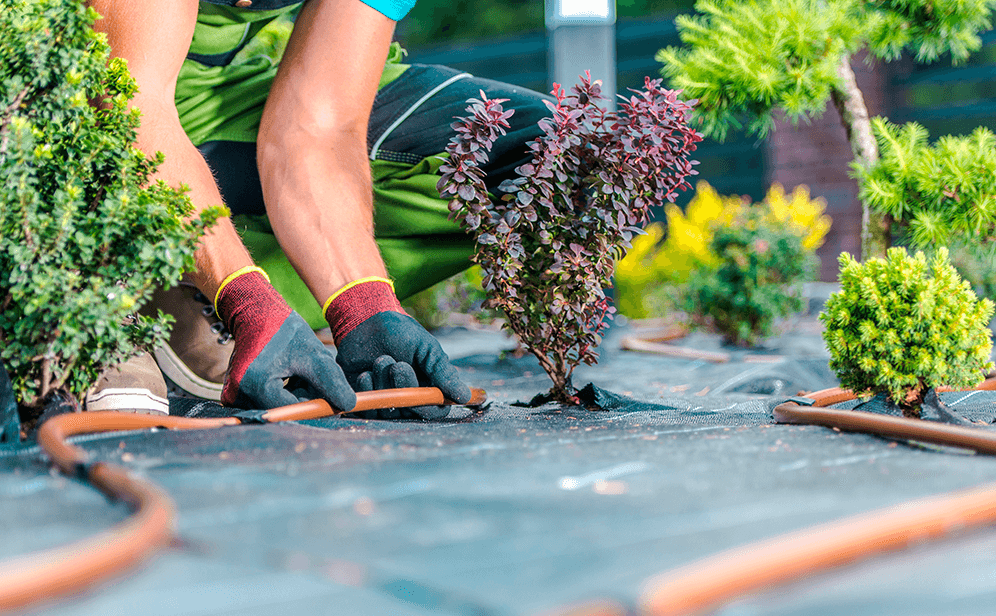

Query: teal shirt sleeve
[358,0,415,21]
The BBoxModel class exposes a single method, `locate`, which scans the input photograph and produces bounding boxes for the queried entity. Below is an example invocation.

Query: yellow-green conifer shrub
[821,248,995,417]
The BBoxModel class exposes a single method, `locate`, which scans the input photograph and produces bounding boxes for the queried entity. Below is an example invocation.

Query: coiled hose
[0,387,485,613]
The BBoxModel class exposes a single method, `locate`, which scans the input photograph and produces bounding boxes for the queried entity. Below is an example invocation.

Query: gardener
[86,0,551,415]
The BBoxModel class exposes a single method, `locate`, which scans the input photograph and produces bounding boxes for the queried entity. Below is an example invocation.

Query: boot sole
[153,345,225,401]
[85,388,169,415]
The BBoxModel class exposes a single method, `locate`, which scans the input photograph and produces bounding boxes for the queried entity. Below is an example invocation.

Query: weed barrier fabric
[3,319,996,615]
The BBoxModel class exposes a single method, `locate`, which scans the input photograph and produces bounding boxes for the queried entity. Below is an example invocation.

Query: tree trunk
[829,54,891,261]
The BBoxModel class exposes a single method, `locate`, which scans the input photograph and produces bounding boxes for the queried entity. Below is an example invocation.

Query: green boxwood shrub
[0,0,221,410]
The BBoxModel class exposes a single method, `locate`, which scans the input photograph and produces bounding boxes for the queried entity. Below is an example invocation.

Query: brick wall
[767,53,891,281]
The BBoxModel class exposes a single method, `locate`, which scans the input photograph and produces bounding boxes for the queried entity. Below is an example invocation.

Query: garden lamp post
[546,0,617,111]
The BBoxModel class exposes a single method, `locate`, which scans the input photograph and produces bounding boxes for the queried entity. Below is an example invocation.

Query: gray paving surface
[3,302,996,616]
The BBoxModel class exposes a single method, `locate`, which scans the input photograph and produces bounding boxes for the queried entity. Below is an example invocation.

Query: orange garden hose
[11,376,996,616]
[0,387,485,613]
[621,379,996,616]
[637,481,996,616]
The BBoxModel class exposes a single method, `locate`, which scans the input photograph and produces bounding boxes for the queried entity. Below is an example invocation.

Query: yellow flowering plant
[615,181,830,319]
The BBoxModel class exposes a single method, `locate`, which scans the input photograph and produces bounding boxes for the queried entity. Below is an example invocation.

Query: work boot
[140,277,232,401]
[85,352,169,415]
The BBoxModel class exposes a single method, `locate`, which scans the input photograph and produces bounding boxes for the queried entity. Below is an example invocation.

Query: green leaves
[657,0,864,140]
[821,247,994,415]
[680,207,815,347]
[854,118,996,249]
[659,0,996,140]
[1,0,222,408]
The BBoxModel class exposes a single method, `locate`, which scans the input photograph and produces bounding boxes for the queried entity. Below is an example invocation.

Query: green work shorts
[198,64,552,328]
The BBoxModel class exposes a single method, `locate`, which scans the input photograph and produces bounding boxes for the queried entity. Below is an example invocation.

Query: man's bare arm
[87,0,254,301]
[257,0,397,304]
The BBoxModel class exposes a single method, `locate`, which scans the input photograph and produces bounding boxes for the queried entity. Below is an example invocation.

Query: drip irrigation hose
[0,386,486,613]
[564,378,996,616]
[637,481,996,616]
[774,377,996,455]
[773,402,996,454]
[14,376,996,616]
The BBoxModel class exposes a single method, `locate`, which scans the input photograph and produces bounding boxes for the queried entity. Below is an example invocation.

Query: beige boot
[140,277,233,401]
[85,352,169,415]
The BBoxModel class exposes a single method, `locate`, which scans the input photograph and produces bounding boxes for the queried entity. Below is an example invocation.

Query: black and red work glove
[216,267,356,411]
[324,277,472,419]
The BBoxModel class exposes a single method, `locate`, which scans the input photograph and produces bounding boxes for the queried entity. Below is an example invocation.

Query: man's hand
[325,278,471,418]
[218,268,356,411]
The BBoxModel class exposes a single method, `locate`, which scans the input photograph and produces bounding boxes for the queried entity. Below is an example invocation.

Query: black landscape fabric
[3,319,996,616]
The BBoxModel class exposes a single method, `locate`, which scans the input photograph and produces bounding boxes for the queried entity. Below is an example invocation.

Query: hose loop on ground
[0,386,485,613]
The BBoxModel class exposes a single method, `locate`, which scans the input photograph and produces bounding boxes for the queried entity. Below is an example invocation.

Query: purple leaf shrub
[437,73,702,402]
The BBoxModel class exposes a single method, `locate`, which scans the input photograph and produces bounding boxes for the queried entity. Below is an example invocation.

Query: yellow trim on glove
[322,276,396,317]
[214,266,270,313]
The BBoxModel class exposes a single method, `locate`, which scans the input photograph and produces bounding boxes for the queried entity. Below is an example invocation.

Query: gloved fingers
[354,371,374,393]
[371,355,398,390]
[374,356,450,420]
[386,362,450,419]
[361,356,434,420]
[256,376,303,409]
[413,341,473,405]
[369,357,409,419]
[297,365,357,413]
[285,376,343,408]
[348,372,391,419]
[387,361,419,388]
[371,356,419,391]
[286,327,357,412]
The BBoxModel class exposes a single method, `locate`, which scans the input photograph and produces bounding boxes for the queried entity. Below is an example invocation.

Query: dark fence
[397,16,770,215]
[888,28,996,138]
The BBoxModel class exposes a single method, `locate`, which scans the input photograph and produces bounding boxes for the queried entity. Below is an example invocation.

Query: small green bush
[821,248,994,417]
[680,207,815,347]
[0,0,221,409]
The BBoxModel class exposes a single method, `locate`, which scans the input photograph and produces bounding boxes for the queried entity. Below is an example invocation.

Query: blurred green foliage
[401,267,503,331]
[680,207,816,347]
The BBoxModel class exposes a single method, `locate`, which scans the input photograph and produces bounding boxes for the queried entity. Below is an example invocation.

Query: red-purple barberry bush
[437,73,702,403]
